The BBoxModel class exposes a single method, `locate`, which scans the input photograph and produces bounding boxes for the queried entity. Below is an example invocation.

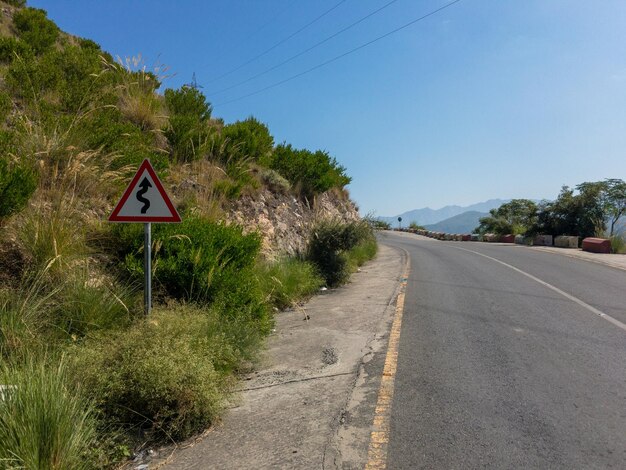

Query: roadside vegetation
[473,180,626,252]
[0,3,376,468]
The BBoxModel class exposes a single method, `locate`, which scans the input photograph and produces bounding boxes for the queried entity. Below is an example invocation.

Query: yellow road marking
[365,260,410,469]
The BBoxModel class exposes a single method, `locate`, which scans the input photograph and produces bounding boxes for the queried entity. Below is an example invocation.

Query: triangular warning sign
[109,159,181,223]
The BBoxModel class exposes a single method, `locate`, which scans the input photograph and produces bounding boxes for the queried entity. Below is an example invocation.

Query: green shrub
[257,258,323,310]
[71,307,227,440]
[268,144,351,200]
[164,86,212,162]
[113,216,269,325]
[307,220,375,287]
[0,158,37,220]
[5,0,27,7]
[0,37,33,63]
[221,116,274,163]
[371,219,391,230]
[13,8,59,55]
[0,358,96,470]
[257,167,290,194]
[0,93,11,122]
[76,107,168,170]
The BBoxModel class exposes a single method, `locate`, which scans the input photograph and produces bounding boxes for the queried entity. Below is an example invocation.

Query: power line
[207,0,348,85]
[214,0,463,107]
[208,0,400,97]
[206,0,297,82]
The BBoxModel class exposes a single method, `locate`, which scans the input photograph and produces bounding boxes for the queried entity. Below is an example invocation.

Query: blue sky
[30,0,626,216]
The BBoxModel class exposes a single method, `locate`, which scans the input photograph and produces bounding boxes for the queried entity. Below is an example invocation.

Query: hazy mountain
[379,199,507,226]
[424,211,487,234]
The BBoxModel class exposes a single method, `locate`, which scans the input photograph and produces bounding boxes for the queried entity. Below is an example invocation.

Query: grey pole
[144,222,151,315]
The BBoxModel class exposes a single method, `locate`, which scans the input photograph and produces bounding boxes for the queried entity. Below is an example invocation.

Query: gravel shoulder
[158,242,407,470]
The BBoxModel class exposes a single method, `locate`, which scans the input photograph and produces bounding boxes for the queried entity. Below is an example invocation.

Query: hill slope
[424,210,486,234]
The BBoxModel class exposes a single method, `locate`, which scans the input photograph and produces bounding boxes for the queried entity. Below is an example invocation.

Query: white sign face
[109,159,181,223]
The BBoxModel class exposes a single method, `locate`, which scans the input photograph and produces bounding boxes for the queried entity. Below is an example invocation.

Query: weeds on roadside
[307,219,377,287]
[257,257,323,310]
[0,357,97,470]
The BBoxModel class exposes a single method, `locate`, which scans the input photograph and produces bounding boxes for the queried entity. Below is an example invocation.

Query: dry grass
[167,160,229,221]
[111,55,169,131]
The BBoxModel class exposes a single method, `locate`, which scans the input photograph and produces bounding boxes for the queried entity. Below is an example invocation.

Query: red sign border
[108,159,181,223]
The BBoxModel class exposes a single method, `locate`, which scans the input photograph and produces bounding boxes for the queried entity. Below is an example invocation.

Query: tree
[532,184,606,238]
[475,199,538,235]
[601,179,626,237]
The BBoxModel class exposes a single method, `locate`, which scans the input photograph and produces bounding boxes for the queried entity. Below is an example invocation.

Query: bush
[112,215,270,328]
[0,358,96,470]
[0,158,37,220]
[257,258,323,310]
[268,144,351,200]
[164,86,212,162]
[71,307,228,440]
[307,220,375,287]
[257,167,290,194]
[13,8,59,55]
[221,116,274,163]
[0,37,33,63]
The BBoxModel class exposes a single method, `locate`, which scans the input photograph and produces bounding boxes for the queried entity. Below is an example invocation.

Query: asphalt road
[381,232,626,469]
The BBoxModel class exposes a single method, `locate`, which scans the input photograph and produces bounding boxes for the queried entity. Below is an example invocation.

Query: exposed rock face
[227,189,360,258]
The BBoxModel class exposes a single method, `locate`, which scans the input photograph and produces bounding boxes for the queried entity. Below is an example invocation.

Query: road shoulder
[159,242,407,470]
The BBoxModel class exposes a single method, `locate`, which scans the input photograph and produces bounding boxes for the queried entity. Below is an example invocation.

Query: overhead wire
[208,0,401,97]
[214,0,463,107]
[205,0,296,82]
[207,0,348,85]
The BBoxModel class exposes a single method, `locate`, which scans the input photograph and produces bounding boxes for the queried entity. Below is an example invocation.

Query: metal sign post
[144,223,152,315]
[108,159,181,316]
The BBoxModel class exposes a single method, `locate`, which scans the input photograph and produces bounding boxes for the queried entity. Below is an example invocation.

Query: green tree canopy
[475,199,538,235]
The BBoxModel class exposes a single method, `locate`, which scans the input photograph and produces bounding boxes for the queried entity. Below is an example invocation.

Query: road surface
[381,231,626,469]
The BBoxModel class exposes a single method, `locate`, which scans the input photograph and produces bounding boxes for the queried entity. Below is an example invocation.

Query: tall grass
[610,234,626,254]
[0,269,57,361]
[0,358,96,470]
[257,257,323,310]
[17,199,86,276]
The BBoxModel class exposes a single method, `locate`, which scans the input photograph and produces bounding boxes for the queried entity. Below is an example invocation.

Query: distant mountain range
[379,199,507,227]
[424,211,487,234]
